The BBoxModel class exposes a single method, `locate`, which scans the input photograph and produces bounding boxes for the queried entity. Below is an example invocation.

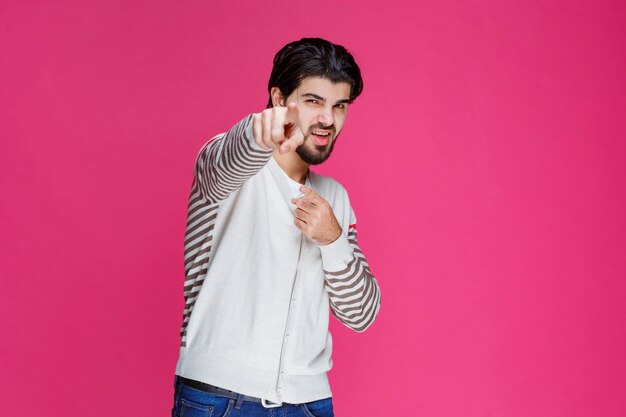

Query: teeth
[313,131,329,136]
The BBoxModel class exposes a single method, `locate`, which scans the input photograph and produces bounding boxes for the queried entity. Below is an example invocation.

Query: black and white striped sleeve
[319,220,381,332]
[194,114,274,204]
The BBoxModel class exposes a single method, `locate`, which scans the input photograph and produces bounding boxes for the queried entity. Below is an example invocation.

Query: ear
[270,87,285,107]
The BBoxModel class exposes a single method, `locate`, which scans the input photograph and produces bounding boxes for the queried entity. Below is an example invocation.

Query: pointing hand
[252,102,304,154]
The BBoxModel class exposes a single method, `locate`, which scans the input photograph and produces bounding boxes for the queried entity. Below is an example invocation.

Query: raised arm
[193,114,272,204]
[194,103,305,204]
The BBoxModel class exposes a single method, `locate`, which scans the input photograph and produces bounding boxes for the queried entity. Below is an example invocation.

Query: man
[172,38,381,417]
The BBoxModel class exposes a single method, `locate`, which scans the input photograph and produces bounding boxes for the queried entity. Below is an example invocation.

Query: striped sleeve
[319,223,381,332]
[194,114,274,204]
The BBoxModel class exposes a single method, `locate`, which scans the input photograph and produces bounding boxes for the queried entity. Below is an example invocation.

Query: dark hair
[266,38,364,108]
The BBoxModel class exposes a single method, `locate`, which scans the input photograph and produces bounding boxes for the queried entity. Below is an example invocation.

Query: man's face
[282,77,351,165]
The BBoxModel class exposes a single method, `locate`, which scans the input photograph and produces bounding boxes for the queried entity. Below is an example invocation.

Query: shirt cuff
[318,232,354,272]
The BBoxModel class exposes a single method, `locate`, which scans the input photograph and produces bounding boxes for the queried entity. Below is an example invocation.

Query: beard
[296,125,340,165]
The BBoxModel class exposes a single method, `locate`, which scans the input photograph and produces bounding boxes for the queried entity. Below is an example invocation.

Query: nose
[317,106,334,127]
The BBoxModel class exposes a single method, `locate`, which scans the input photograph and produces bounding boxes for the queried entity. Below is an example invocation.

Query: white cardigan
[175,114,381,404]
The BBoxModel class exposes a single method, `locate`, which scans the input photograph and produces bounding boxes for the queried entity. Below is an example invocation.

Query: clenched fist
[252,102,305,154]
[291,185,342,246]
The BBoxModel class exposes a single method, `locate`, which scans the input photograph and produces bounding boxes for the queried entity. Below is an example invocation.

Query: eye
[334,103,346,110]
[306,99,319,105]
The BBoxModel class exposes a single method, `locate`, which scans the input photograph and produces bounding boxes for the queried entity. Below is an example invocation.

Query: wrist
[318,232,354,272]
[318,231,341,246]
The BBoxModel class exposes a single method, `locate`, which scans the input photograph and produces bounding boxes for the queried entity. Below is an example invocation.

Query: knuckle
[272,106,283,119]
[271,128,283,140]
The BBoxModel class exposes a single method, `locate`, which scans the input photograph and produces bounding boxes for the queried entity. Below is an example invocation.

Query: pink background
[1,1,625,416]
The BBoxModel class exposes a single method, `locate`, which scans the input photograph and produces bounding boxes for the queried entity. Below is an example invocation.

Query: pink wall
[1,1,625,416]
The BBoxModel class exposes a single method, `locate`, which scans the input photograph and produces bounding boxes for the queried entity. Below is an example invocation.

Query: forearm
[319,227,381,332]
[194,114,274,203]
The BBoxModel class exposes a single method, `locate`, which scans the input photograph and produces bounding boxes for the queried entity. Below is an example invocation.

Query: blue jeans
[172,376,335,417]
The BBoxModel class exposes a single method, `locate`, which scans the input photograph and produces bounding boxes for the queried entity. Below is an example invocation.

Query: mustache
[307,124,336,134]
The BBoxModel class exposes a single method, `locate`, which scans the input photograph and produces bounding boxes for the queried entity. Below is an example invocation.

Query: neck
[273,150,309,184]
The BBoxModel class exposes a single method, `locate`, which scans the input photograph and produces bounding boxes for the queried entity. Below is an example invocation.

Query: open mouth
[311,130,332,146]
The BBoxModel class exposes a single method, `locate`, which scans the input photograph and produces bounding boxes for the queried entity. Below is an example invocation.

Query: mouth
[310,130,333,146]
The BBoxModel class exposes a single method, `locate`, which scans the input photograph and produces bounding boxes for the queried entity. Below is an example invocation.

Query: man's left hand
[291,185,342,246]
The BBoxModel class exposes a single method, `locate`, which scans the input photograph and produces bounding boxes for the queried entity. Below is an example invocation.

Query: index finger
[284,101,299,124]
[299,185,322,204]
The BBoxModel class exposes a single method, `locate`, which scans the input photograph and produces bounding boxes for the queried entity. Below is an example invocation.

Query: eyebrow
[301,93,351,105]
